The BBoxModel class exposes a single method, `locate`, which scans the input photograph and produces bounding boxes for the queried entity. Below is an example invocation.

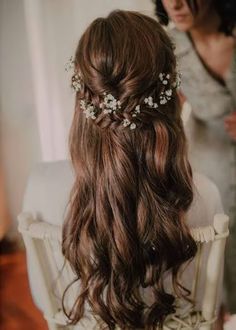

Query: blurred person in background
[153,0,236,318]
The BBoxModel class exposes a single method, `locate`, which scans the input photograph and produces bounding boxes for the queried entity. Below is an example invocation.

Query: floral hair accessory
[159,72,170,85]
[123,119,136,130]
[66,57,181,129]
[72,74,82,92]
[80,100,96,120]
[66,57,82,92]
[102,93,121,114]
[144,96,158,109]
[65,56,74,72]
[132,105,141,117]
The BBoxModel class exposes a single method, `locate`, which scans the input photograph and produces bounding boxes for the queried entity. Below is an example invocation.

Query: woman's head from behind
[63,10,197,329]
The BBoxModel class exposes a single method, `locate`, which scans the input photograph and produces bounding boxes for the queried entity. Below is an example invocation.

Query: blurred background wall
[0,0,154,235]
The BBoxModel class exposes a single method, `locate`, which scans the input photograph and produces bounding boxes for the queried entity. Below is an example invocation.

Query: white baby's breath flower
[160,98,167,105]
[80,100,86,109]
[130,123,136,130]
[103,93,121,113]
[135,105,140,113]
[123,119,131,127]
[165,89,172,97]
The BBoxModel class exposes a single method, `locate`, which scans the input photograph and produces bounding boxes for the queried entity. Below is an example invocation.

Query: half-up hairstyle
[62,10,197,330]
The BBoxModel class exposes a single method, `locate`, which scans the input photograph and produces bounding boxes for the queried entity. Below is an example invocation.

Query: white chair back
[18,212,229,330]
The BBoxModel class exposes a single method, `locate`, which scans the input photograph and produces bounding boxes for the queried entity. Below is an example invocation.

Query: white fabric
[22,160,223,314]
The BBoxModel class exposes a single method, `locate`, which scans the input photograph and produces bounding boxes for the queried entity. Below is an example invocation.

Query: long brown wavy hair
[62,10,197,330]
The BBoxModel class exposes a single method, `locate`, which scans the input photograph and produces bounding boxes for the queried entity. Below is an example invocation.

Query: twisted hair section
[62,10,197,330]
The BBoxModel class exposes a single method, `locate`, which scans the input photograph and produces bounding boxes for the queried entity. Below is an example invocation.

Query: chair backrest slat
[190,243,203,301]
[201,214,229,324]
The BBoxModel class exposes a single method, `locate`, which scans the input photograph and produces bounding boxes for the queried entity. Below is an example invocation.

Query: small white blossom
[80,100,96,119]
[132,104,141,118]
[144,96,159,109]
[103,93,121,113]
[159,73,164,81]
[65,56,74,72]
[160,98,167,105]
[84,107,96,119]
[123,119,131,127]
[148,96,153,105]
[72,80,81,92]
[104,109,112,114]
[165,89,172,97]
[130,123,136,130]
[71,73,82,92]
[80,100,86,110]
[135,105,140,113]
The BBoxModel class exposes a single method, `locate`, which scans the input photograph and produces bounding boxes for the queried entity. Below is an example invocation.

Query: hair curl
[62,10,197,330]
[153,0,236,36]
